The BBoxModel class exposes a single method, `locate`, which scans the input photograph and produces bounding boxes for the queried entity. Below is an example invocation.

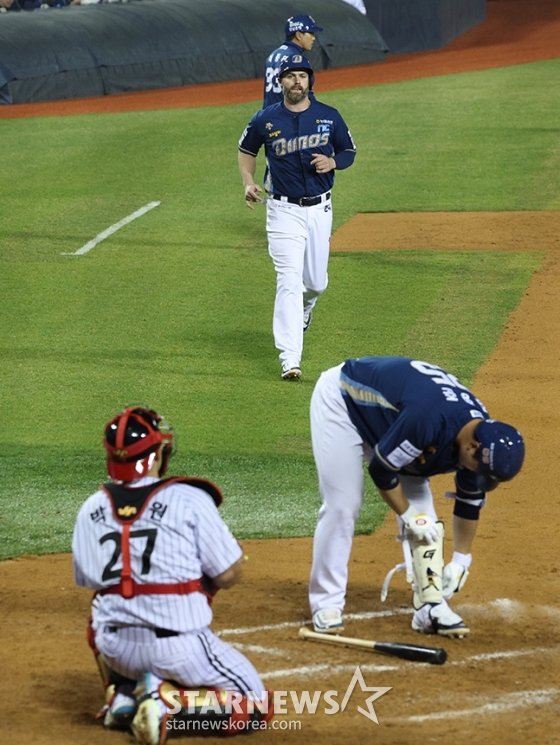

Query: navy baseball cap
[285,14,323,38]
[474,420,525,492]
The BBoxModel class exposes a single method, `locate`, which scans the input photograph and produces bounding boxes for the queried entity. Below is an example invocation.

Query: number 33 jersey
[72,476,242,632]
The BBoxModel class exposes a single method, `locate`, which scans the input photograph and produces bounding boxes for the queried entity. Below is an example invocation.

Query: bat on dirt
[298,626,447,665]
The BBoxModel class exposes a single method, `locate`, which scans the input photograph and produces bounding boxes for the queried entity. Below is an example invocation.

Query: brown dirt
[2,1,560,744]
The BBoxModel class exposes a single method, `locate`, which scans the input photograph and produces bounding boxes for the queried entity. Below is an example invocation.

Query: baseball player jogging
[73,407,273,745]
[238,54,356,381]
[308,357,525,637]
[263,14,322,108]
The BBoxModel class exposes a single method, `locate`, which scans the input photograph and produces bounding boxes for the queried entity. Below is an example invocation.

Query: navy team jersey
[263,41,309,107]
[341,357,489,496]
[239,98,356,199]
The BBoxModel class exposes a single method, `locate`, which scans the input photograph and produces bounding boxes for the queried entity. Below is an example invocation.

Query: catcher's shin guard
[408,521,444,609]
[161,684,274,735]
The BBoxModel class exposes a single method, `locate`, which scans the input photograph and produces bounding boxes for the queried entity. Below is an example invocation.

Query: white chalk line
[61,201,161,256]
[217,598,560,638]
[230,643,286,657]
[217,600,560,679]
[217,608,413,637]
[399,688,560,723]
[262,661,401,681]
[259,644,560,681]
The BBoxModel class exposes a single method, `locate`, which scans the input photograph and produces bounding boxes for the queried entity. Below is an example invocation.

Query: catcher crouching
[73,406,273,744]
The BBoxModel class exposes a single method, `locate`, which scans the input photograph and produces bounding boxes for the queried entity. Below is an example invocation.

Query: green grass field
[1,59,558,559]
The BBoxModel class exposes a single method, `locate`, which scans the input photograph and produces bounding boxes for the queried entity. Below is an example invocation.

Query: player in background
[73,407,273,745]
[239,55,356,381]
[308,357,525,636]
[263,14,322,108]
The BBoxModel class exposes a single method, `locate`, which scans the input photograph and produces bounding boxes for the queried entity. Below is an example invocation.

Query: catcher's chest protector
[100,477,223,599]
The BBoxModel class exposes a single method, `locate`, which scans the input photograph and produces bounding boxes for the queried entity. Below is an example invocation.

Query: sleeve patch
[386,440,422,468]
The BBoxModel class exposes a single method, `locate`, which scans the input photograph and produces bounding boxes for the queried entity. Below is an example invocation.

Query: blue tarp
[0,0,388,103]
[363,0,485,54]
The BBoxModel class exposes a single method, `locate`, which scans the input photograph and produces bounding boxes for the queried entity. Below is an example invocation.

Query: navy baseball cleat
[412,601,470,638]
[282,365,302,381]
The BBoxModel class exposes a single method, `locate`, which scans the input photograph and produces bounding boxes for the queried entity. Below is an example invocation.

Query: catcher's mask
[103,406,175,482]
[474,419,525,492]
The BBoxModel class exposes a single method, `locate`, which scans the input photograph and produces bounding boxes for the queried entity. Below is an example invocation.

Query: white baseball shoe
[312,609,345,634]
[104,687,138,729]
[131,673,168,745]
[412,600,470,638]
[282,364,302,381]
[303,308,313,332]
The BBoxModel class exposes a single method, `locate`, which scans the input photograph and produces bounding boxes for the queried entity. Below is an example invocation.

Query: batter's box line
[260,644,560,681]
[393,688,560,724]
[217,608,413,637]
[217,599,560,638]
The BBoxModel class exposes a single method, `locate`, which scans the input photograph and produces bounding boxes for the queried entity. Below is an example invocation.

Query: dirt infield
[2,1,560,744]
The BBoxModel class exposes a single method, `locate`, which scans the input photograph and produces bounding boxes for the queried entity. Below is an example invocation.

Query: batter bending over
[309,356,525,637]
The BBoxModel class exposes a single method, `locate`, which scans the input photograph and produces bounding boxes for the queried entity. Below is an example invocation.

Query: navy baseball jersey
[341,357,489,494]
[239,98,356,199]
[263,41,309,107]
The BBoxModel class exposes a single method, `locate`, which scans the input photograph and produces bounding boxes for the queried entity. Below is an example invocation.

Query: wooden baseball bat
[298,626,447,665]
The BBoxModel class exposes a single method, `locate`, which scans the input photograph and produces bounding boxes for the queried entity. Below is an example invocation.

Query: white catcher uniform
[72,476,266,697]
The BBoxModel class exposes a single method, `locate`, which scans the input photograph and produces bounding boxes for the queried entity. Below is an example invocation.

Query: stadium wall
[362,0,486,54]
[0,0,485,104]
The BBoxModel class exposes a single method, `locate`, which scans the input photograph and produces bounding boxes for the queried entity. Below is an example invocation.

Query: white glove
[400,506,440,544]
[442,551,472,599]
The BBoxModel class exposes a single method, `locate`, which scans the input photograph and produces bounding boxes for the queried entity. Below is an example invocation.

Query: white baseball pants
[266,195,332,368]
[95,625,266,698]
[309,364,438,615]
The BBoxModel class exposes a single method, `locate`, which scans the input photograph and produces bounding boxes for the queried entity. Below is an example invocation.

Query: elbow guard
[451,484,485,521]
[453,499,481,520]
[368,457,400,491]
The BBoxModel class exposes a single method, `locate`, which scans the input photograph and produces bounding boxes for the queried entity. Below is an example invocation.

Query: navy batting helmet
[103,406,175,481]
[285,14,323,38]
[278,54,315,89]
[475,420,525,492]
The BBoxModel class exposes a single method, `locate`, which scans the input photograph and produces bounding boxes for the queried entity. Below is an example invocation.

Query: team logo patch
[292,55,303,63]
[268,130,282,138]
[113,448,128,457]
[265,122,274,130]
[118,505,138,517]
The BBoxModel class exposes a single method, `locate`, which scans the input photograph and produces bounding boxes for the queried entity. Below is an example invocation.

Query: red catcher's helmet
[103,406,174,482]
